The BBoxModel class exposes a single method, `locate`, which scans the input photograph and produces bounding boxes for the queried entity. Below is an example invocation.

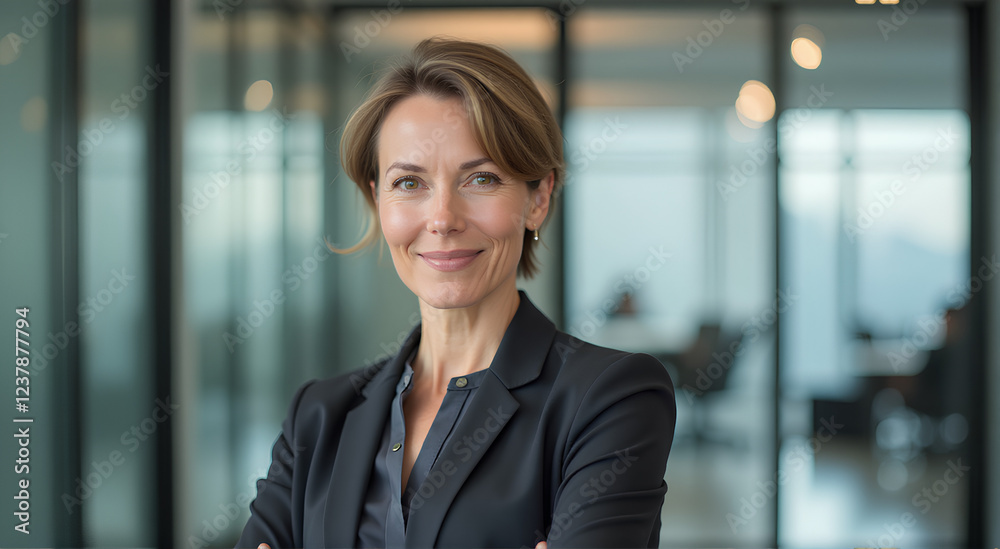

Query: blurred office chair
[665,323,746,449]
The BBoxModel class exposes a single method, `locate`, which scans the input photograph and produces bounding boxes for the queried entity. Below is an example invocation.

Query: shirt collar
[394,347,490,394]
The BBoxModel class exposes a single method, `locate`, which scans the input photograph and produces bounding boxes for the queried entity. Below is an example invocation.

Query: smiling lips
[419,249,483,272]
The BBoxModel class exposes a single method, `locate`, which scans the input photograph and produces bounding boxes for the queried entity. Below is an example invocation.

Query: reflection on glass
[568,8,774,547]
[779,7,970,544]
[77,0,157,545]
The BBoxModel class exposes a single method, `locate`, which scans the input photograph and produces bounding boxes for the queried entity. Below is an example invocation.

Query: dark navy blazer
[236,290,677,548]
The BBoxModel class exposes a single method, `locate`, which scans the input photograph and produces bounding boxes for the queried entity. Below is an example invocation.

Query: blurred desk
[847,338,930,376]
[583,316,695,359]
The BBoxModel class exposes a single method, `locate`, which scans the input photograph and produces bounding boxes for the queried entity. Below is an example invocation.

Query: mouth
[418,250,483,272]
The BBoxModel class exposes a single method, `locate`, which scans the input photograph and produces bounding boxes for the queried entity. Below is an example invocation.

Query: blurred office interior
[1,0,999,547]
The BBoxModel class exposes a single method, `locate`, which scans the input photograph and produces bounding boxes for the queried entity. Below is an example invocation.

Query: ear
[369,180,377,204]
[527,171,555,229]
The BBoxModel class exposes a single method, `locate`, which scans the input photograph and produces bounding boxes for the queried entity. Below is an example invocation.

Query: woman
[237,37,676,549]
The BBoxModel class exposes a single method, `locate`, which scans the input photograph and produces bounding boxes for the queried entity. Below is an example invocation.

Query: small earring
[533,229,540,241]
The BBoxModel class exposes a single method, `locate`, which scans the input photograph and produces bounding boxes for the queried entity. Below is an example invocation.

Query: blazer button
[456,377,468,388]
[392,443,402,452]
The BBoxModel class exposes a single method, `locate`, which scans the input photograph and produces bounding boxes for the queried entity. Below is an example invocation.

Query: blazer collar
[484,289,557,389]
[323,289,556,548]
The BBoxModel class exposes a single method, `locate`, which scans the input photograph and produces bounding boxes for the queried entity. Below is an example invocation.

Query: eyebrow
[383,157,493,179]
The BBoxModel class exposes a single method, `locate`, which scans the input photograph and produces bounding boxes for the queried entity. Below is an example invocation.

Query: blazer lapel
[405,290,556,548]
[322,325,420,548]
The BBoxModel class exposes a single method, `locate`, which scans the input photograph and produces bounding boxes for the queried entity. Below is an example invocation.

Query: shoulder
[543,330,675,431]
[548,329,675,397]
[282,359,393,429]
[543,331,677,470]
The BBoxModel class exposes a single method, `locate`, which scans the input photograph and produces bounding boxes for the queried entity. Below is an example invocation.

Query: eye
[393,178,420,191]
[469,172,500,186]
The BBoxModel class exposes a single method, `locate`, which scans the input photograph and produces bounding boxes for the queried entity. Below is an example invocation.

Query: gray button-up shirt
[355,350,489,548]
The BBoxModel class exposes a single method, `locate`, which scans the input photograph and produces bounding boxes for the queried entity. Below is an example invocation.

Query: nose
[427,187,466,236]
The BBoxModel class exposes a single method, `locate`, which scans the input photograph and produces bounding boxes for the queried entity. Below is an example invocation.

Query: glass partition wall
[564,8,776,547]
[777,8,974,548]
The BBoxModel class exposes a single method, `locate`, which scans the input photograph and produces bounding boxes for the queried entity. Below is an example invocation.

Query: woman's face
[372,94,551,310]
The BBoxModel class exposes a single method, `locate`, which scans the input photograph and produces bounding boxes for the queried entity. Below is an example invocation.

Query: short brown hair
[329,37,564,279]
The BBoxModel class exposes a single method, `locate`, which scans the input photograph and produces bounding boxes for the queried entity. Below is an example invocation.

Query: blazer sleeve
[547,353,676,548]
[235,380,315,549]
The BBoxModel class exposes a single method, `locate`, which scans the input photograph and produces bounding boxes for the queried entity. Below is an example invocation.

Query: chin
[413,280,484,310]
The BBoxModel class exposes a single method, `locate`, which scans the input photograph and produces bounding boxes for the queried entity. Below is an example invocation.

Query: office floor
[659,408,967,548]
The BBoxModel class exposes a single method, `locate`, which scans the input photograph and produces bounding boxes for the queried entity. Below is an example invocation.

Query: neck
[413,280,521,392]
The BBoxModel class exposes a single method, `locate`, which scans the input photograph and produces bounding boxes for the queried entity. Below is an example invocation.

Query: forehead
[378,94,483,161]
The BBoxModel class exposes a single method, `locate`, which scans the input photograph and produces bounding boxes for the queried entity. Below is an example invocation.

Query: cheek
[379,204,419,246]
[471,201,525,240]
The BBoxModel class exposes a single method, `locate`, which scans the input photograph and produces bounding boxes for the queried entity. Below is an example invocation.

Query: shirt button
[456,377,468,388]
[392,443,402,452]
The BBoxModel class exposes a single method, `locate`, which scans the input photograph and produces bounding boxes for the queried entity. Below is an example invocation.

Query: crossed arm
[540,353,675,548]
[239,353,676,548]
